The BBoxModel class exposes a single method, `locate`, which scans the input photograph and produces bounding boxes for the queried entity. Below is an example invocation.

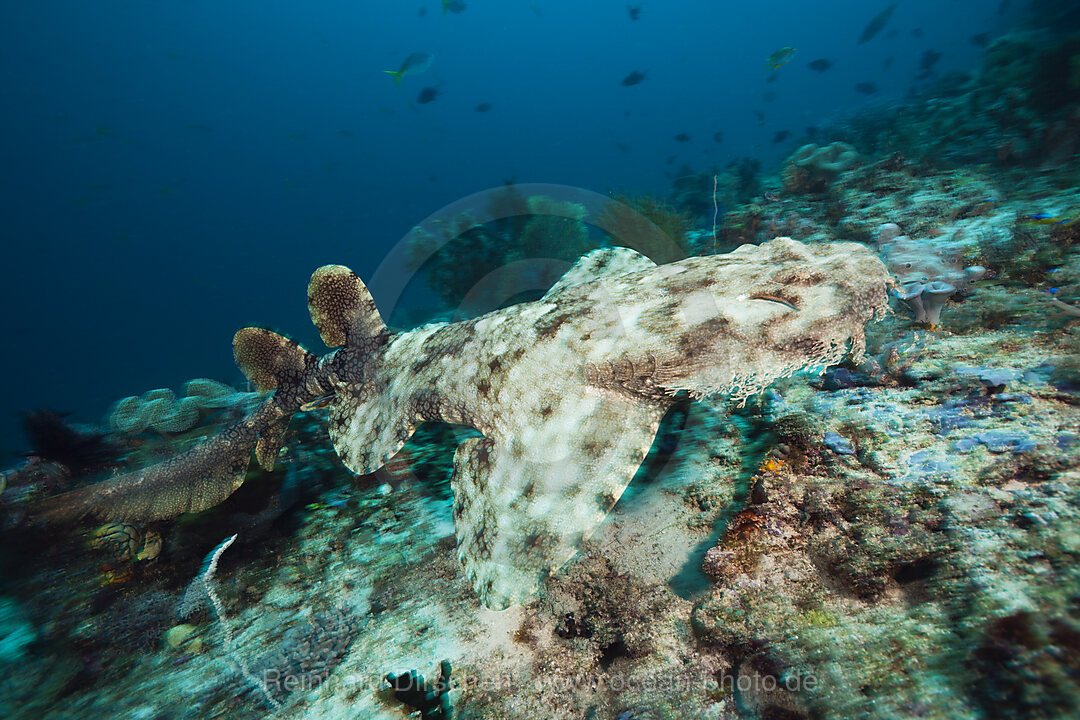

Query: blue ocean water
[0,0,1021,464]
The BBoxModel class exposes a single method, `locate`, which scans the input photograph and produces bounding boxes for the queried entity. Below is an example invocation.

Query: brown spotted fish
[44,238,891,609]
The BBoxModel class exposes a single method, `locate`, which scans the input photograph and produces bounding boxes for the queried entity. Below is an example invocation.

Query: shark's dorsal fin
[542,246,656,299]
[308,265,389,350]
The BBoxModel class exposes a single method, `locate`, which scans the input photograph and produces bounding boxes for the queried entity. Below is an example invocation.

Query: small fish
[713,131,724,143]
[474,102,492,112]
[972,32,990,48]
[858,2,899,44]
[765,46,796,71]
[441,0,466,15]
[855,82,878,94]
[417,86,440,104]
[615,142,631,152]
[772,130,790,143]
[883,56,894,69]
[621,70,646,86]
[383,51,434,85]
[417,6,426,16]
[911,27,924,37]
[1023,213,1068,224]
[919,49,943,72]
[673,133,691,142]
[627,4,642,20]
[807,58,833,72]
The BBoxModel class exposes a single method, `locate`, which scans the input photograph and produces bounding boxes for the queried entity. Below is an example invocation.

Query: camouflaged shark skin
[43,238,891,610]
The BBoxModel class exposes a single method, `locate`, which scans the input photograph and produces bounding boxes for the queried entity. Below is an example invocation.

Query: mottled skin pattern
[43,238,891,610]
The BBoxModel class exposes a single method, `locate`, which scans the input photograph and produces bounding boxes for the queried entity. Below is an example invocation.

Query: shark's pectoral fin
[451,392,666,610]
[327,389,415,476]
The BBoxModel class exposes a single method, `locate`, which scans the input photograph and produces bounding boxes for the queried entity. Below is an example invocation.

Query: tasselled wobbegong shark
[43,238,892,610]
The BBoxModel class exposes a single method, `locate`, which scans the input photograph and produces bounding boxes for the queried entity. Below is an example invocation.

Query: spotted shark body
[45,238,891,609]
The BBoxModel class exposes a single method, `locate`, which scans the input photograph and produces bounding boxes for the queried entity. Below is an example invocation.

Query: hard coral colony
[44,238,891,609]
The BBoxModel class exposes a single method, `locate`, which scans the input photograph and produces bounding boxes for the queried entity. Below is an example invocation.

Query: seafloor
[2,28,1080,720]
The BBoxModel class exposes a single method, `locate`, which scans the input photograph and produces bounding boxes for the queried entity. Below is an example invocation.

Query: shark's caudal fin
[39,328,317,523]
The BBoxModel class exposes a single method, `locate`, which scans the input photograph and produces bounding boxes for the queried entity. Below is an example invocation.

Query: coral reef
[3,16,1080,720]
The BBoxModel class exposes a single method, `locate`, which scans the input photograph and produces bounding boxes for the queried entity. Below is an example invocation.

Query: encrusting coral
[40,237,891,610]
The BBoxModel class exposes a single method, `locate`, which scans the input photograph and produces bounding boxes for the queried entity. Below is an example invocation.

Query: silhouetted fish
[673,133,691,142]
[765,47,796,71]
[621,71,646,86]
[919,49,943,71]
[418,86,440,103]
[384,52,434,85]
[855,82,878,94]
[972,32,990,47]
[713,131,724,143]
[858,2,898,44]
[773,130,790,143]
[883,56,894,69]
[615,142,631,152]
[911,27,924,37]
[474,103,492,112]
[807,58,833,72]
[441,0,466,15]
[627,4,642,20]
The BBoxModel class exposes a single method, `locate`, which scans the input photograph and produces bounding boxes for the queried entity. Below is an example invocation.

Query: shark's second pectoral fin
[450,391,666,610]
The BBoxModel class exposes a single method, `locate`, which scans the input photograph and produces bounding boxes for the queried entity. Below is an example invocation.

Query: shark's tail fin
[37,409,265,522]
[36,265,388,524]
[37,328,319,524]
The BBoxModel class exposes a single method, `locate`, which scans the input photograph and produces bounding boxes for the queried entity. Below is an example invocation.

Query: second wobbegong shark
[45,237,892,609]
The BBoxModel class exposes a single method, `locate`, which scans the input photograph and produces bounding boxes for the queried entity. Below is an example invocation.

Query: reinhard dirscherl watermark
[261,667,819,699]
